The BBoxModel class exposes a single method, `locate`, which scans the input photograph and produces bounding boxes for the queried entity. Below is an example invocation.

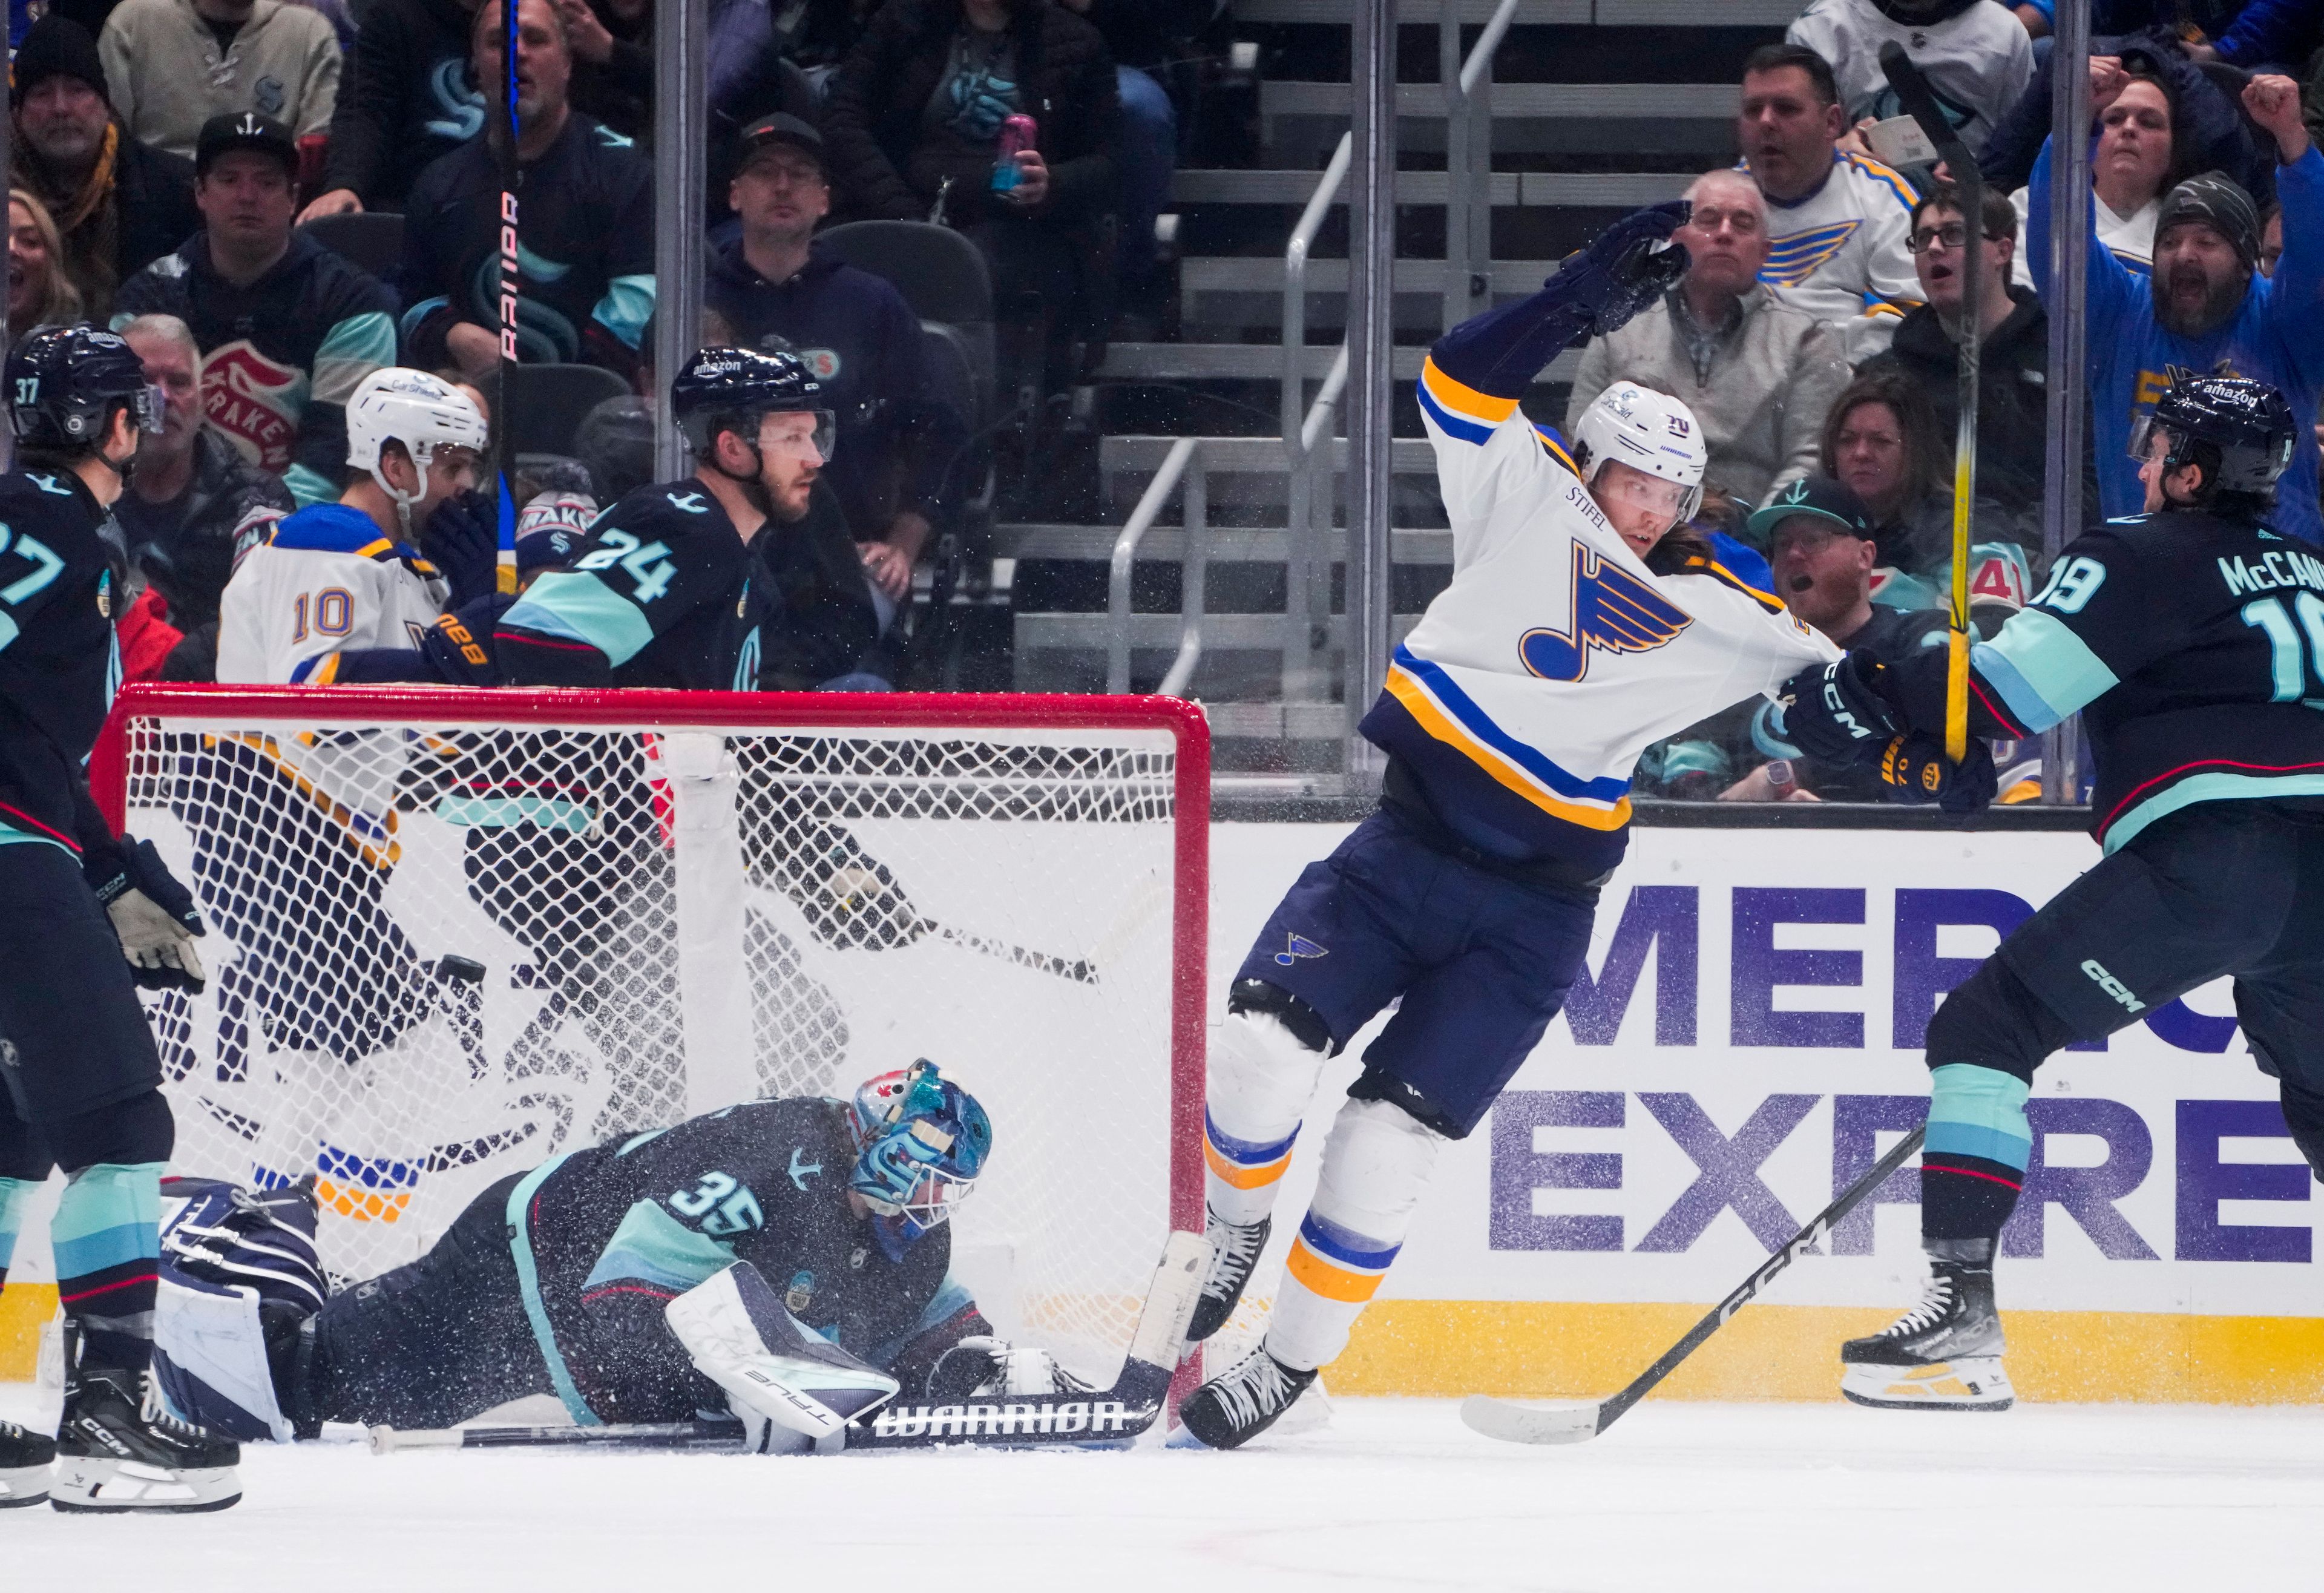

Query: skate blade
[1,1464,52,1506]
[1461,1396,1603,1445]
[50,1457,242,1513]
[1841,1358,2014,1413]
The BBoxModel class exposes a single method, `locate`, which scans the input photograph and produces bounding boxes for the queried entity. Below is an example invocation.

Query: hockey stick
[1462,1124,1925,1445]
[492,0,522,593]
[926,921,1098,985]
[370,1230,1209,1454]
[1877,41,1980,764]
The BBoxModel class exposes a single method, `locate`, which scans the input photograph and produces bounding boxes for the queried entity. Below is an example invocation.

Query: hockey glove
[422,489,501,612]
[1879,734,1998,816]
[1546,200,1692,339]
[87,836,208,993]
[1774,652,1900,766]
[666,1263,899,1454]
[781,826,931,951]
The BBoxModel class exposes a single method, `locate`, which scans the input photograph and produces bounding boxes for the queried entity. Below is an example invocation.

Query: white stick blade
[1459,1395,1603,1447]
[1127,1229,1214,1371]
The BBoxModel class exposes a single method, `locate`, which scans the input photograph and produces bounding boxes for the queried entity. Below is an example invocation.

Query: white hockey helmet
[345,367,489,508]
[1571,380,1708,527]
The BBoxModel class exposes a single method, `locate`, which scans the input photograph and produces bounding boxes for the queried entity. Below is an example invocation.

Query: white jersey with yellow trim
[1754,148,1923,363]
[1371,357,1840,873]
[217,502,449,686]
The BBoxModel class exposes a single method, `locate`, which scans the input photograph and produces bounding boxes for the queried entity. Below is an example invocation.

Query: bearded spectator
[9,16,200,320]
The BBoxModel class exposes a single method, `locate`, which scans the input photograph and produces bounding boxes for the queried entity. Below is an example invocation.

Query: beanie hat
[2157,171,2260,268]
[12,15,110,108]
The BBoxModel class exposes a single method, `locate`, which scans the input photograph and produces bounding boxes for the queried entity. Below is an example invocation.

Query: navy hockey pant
[1235,807,1601,1137]
[1921,802,2324,1244]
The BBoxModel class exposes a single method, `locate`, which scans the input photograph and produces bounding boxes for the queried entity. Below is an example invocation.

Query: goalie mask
[845,1060,991,1260]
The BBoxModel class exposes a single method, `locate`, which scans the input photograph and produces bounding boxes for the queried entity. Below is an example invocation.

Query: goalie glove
[927,1335,1095,1403]
[665,1262,899,1454]
[85,835,208,993]
[781,825,930,951]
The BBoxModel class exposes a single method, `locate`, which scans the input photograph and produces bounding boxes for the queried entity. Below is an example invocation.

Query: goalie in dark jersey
[151,1062,1083,1445]
[1779,374,2324,1413]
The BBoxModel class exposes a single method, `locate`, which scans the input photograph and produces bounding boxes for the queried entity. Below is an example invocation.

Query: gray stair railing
[1443,0,1523,332]
[1105,437,1210,695]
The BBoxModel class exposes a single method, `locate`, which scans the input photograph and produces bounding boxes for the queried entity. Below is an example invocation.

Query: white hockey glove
[87,836,208,993]
[931,1335,1095,1399]
[666,1262,899,1454]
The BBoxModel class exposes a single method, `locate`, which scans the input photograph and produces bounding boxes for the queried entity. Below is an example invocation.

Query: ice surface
[5,1383,2319,1591]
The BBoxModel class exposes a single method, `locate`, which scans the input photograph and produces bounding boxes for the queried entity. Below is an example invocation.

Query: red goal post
[93,683,1207,1387]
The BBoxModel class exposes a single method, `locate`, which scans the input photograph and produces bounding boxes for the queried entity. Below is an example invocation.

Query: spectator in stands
[98,0,341,162]
[706,114,969,606]
[2184,1,2323,75]
[823,0,1120,393]
[10,190,88,332]
[2263,200,2284,274]
[1790,0,2034,156]
[559,0,653,141]
[114,112,399,505]
[1566,169,1848,513]
[1865,182,2052,541]
[2031,67,2324,543]
[1986,39,2271,237]
[1738,42,1921,361]
[298,0,487,220]
[399,0,656,384]
[10,16,201,321]
[1819,367,1953,574]
[114,313,294,666]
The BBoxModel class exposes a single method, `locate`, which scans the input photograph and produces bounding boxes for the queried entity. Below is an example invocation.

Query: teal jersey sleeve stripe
[1972,608,2119,734]
[581,1200,734,1294]
[283,464,340,508]
[594,274,656,351]
[1928,1063,2032,1171]
[311,312,398,404]
[504,570,656,665]
[0,1177,33,1273]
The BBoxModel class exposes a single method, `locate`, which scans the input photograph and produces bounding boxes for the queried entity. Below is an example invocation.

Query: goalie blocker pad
[666,1262,902,1454]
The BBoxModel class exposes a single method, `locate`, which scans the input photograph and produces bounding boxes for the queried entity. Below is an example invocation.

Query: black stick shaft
[1592,1124,1926,1433]
[930,922,1098,985]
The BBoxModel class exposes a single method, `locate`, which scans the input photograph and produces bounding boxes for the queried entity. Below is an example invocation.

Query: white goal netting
[101,688,1203,1384]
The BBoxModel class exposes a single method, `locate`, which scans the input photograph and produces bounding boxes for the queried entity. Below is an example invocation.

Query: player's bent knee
[1211,999,1333,1122]
[43,1088,174,1175]
[1923,961,2051,1085]
[1312,1094,1448,1232]
[1227,977,1336,1056]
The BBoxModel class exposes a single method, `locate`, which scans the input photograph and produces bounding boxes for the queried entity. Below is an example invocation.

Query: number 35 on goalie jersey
[496,481,779,690]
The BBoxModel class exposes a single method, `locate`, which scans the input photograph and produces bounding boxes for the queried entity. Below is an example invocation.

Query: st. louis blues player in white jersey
[1177,202,1842,1450]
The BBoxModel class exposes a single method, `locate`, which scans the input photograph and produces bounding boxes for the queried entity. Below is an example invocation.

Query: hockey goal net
[94,685,1206,1386]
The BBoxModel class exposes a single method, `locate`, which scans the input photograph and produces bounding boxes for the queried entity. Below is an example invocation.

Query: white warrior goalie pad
[666,1262,901,1454]
[152,1272,291,1444]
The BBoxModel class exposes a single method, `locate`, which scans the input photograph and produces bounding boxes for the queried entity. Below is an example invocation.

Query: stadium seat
[298,211,405,280]
[501,363,634,459]
[815,221,997,412]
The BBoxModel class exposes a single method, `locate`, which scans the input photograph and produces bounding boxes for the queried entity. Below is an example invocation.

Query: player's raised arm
[1418,202,1690,544]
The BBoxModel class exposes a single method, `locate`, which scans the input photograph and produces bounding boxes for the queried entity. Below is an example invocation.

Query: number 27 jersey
[496,479,778,690]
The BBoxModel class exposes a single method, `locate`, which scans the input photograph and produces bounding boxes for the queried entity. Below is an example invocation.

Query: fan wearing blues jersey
[1175,204,1842,1450]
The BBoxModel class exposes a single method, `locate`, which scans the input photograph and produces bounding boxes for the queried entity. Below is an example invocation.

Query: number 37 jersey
[496,478,776,690]
[1888,508,2324,852]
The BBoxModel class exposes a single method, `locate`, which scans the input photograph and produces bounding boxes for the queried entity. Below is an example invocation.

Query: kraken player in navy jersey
[496,346,830,689]
[1783,375,2323,1412]
[153,1063,1075,1449]
[0,327,241,1511]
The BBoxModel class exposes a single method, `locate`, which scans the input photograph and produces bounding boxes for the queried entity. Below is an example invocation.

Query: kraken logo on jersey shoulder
[1518,541,1693,683]
[1760,220,1860,287]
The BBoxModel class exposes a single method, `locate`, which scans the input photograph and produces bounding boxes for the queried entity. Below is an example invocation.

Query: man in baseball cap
[1749,475,1946,656]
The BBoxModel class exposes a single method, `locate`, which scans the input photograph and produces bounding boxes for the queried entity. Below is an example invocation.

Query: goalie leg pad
[666,1262,899,1453]
[1204,1004,1331,1227]
[153,1273,292,1443]
[1266,1095,1445,1373]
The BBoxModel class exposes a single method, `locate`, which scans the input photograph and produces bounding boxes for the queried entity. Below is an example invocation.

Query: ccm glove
[423,488,502,611]
[1546,200,1692,338]
[1774,651,1900,765]
[1879,734,1998,816]
[86,836,208,993]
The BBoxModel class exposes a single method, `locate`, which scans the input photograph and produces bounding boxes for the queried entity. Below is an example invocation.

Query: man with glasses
[1567,168,1849,511]
[498,345,832,690]
[706,114,968,614]
[1867,182,2053,532]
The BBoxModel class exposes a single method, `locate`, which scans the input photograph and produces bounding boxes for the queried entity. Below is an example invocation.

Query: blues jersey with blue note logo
[496,478,778,689]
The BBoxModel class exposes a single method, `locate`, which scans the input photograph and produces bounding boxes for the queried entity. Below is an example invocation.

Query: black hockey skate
[52,1332,241,1513]
[1,1416,55,1507]
[1840,1260,2013,1413]
[1177,1344,1317,1450]
[1185,1207,1269,1344]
